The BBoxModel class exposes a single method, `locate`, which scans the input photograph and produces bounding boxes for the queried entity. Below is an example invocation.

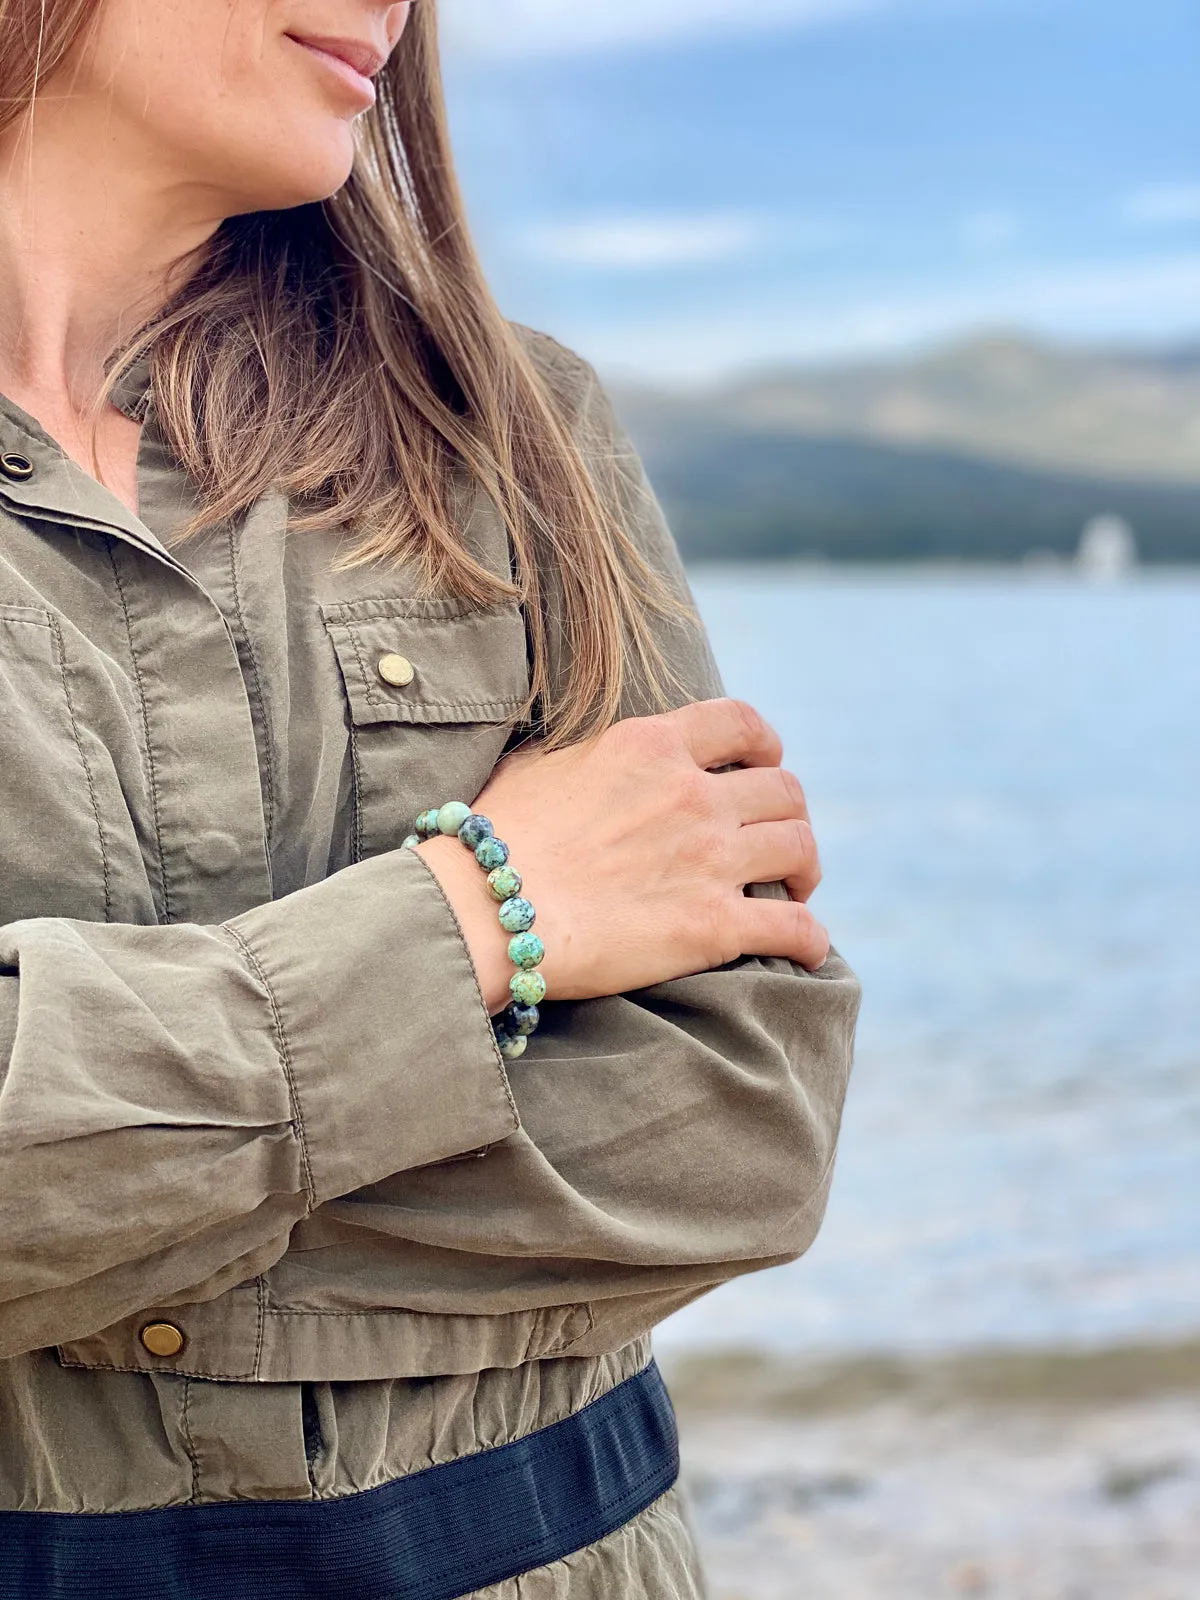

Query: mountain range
[611,335,1200,563]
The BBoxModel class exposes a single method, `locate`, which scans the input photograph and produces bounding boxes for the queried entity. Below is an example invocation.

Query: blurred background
[440,3,1200,1595]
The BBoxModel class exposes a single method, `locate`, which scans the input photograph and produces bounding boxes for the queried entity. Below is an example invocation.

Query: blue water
[659,568,1200,1355]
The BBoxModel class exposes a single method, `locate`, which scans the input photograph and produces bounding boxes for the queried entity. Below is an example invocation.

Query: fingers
[665,698,783,772]
[722,764,810,825]
[736,819,822,901]
[738,896,831,971]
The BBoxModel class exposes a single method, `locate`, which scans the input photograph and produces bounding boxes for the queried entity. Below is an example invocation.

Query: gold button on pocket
[139,1321,186,1359]
[322,597,529,862]
[377,652,415,687]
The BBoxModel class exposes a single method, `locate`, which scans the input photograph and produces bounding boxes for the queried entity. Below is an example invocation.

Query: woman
[0,2,860,1596]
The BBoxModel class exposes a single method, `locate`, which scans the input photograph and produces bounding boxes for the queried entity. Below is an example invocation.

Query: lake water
[659,568,1200,1358]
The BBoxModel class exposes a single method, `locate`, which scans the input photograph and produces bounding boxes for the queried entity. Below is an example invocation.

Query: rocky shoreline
[661,1342,1200,1599]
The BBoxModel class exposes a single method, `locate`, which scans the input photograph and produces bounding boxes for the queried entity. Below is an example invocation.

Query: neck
[0,96,223,416]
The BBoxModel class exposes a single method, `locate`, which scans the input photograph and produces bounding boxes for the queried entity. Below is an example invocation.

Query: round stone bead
[508,931,545,969]
[475,836,509,871]
[457,813,494,851]
[496,1032,528,1062]
[509,970,547,1006]
[498,896,536,934]
[401,834,420,849]
[415,810,441,837]
[503,1001,540,1037]
[437,801,472,836]
[487,864,522,901]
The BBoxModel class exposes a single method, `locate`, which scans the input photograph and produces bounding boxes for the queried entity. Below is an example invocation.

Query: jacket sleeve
[277,332,861,1356]
[0,847,518,1359]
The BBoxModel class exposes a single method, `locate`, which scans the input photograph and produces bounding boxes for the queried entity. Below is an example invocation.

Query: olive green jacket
[0,329,859,1397]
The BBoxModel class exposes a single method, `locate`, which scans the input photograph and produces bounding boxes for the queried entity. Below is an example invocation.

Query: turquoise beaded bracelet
[403,802,544,1061]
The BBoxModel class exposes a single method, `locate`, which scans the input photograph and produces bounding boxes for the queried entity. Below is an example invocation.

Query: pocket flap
[321,597,528,726]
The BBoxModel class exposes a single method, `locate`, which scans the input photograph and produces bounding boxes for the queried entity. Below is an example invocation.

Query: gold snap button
[377,653,415,687]
[139,1321,185,1359]
[0,452,34,483]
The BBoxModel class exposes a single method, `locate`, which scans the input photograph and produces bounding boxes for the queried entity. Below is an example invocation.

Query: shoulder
[508,324,608,432]
[508,322,595,389]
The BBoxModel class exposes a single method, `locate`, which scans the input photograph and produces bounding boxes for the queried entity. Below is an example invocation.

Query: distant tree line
[635,426,1200,563]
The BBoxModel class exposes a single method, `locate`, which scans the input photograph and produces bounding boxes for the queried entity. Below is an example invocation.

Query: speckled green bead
[487,864,522,901]
[509,970,546,1006]
[401,834,420,849]
[415,809,441,837]
[437,801,472,836]
[475,836,509,871]
[496,1032,528,1061]
[498,896,536,934]
[457,813,494,850]
[507,931,544,969]
[502,1001,540,1037]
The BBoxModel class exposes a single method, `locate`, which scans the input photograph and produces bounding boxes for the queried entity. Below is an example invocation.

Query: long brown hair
[0,0,687,746]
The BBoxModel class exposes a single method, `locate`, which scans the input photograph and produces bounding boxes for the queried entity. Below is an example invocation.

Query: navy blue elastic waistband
[0,1360,678,1600]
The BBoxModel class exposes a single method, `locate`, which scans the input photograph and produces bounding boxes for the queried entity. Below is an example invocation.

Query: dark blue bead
[458,813,495,850]
[503,1001,540,1037]
[491,1023,528,1061]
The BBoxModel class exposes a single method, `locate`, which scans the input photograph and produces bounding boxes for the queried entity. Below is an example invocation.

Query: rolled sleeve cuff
[222,847,519,1207]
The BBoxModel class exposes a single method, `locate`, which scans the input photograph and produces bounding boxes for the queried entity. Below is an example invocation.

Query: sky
[437,0,1200,381]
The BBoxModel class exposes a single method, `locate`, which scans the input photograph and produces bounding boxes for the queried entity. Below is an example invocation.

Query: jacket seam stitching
[56,1355,256,1379]
[348,721,363,862]
[221,922,318,1213]
[0,604,51,624]
[180,1379,201,1505]
[254,1274,267,1380]
[260,1306,541,1320]
[45,613,113,922]
[108,545,173,921]
[340,625,371,859]
[355,698,524,717]
[224,523,276,858]
[322,598,520,623]
[343,619,387,712]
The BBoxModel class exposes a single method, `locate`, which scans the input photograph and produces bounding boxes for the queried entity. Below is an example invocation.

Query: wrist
[415,834,513,1015]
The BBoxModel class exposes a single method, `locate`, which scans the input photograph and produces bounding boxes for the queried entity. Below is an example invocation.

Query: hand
[417,698,829,1013]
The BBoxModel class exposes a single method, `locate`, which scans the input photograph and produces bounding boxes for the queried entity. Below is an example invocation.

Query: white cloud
[524,212,758,269]
[549,253,1200,381]
[1122,184,1200,227]
[439,0,880,59]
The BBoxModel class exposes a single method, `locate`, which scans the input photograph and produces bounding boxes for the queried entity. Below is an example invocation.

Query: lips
[288,33,388,79]
[285,31,390,108]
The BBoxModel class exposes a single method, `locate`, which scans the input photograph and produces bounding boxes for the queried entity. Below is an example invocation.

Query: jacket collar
[0,374,195,580]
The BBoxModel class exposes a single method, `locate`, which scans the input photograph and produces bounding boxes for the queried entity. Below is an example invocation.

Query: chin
[222,125,358,213]
[278,143,358,207]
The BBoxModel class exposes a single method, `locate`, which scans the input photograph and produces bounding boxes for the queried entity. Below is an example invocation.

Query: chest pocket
[321,596,529,861]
